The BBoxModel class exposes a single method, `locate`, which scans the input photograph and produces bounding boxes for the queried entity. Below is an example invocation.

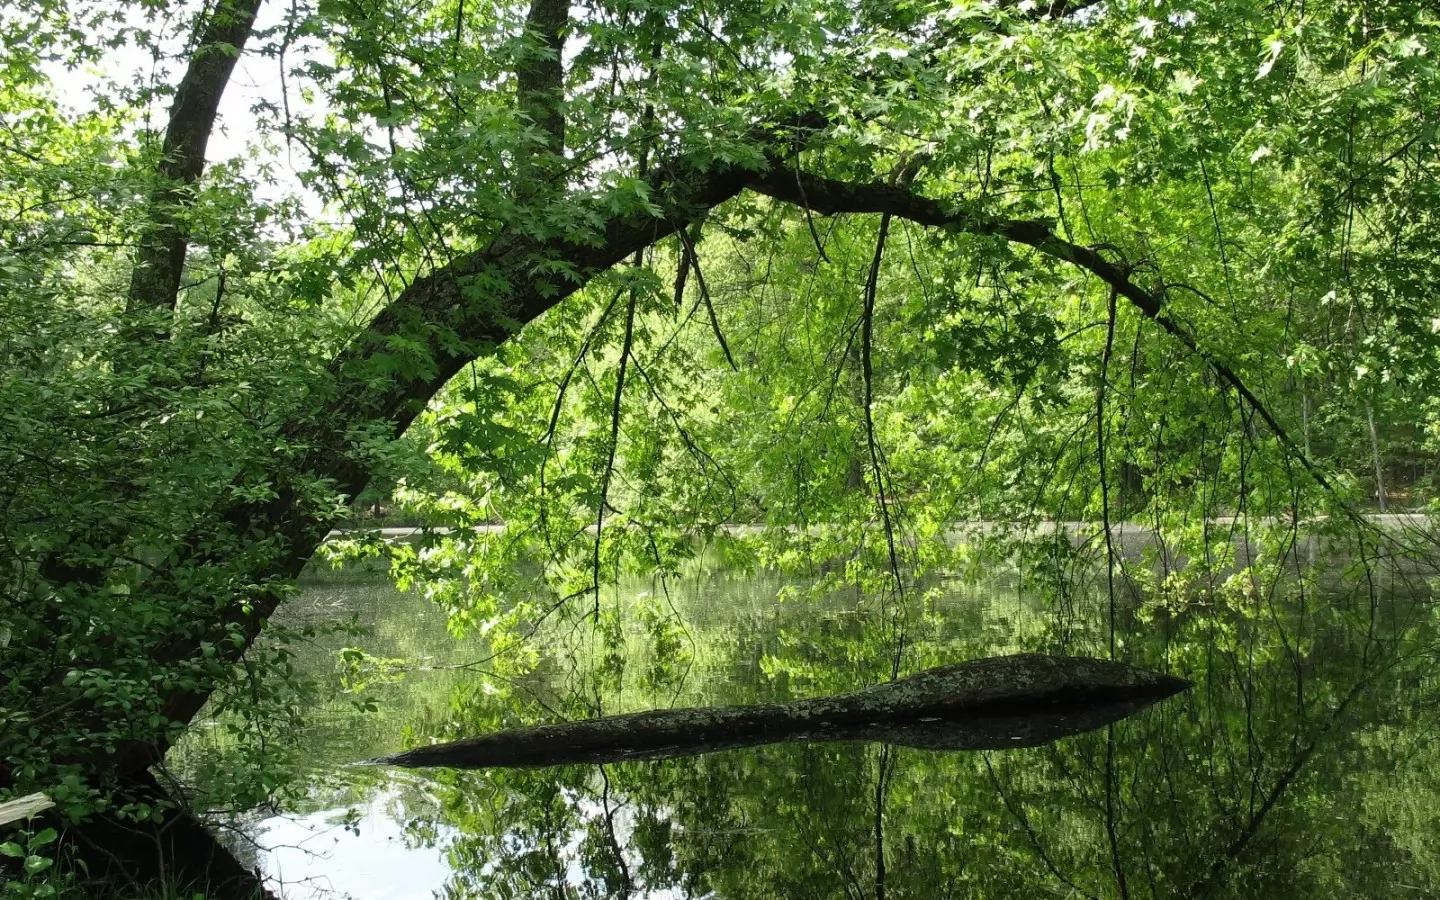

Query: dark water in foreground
[175,551,1440,900]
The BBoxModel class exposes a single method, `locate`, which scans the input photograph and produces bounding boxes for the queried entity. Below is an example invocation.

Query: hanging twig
[676,225,738,371]
[1198,156,1235,306]
[1097,286,1119,660]
[861,212,908,679]
[796,167,833,263]
[593,292,638,620]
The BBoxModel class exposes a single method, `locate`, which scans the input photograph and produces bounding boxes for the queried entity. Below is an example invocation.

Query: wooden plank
[0,792,54,827]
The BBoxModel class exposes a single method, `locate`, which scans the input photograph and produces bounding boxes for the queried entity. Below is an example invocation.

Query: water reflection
[246,790,453,900]
[177,547,1440,899]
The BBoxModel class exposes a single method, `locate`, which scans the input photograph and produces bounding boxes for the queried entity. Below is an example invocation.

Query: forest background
[1,0,1438,895]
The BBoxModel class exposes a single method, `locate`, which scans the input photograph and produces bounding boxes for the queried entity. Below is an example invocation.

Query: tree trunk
[1366,401,1387,511]
[64,772,275,900]
[125,0,265,330]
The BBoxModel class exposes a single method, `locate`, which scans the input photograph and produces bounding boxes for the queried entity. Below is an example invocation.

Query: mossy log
[369,653,1190,770]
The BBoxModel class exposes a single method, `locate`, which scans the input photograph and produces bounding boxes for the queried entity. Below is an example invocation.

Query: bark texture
[516,0,568,156]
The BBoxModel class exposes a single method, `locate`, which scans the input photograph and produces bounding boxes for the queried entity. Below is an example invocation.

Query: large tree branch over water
[742,167,1337,495]
[94,122,1332,786]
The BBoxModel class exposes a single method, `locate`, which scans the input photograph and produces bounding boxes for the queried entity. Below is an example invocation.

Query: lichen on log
[366,654,1191,770]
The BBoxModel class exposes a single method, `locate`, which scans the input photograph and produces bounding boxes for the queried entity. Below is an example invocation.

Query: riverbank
[329,513,1436,542]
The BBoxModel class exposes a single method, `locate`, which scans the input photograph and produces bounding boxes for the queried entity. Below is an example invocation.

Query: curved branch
[109,142,772,777]
[743,167,1337,496]
[84,122,1292,794]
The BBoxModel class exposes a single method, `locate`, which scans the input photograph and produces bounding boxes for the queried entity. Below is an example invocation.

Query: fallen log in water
[367,654,1190,770]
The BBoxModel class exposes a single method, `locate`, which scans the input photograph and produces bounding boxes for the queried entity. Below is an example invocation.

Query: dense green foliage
[1,0,1439,895]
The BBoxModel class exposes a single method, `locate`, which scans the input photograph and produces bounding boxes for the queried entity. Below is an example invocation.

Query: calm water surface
[177,550,1440,899]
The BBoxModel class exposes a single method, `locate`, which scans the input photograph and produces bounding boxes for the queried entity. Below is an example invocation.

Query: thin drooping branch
[676,224,738,370]
[743,168,1336,496]
[797,169,833,263]
[126,0,265,326]
[1098,286,1119,659]
[860,212,907,679]
[593,291,638,620]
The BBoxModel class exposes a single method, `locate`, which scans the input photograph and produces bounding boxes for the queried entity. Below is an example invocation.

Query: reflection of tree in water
[394,536,1440,900]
